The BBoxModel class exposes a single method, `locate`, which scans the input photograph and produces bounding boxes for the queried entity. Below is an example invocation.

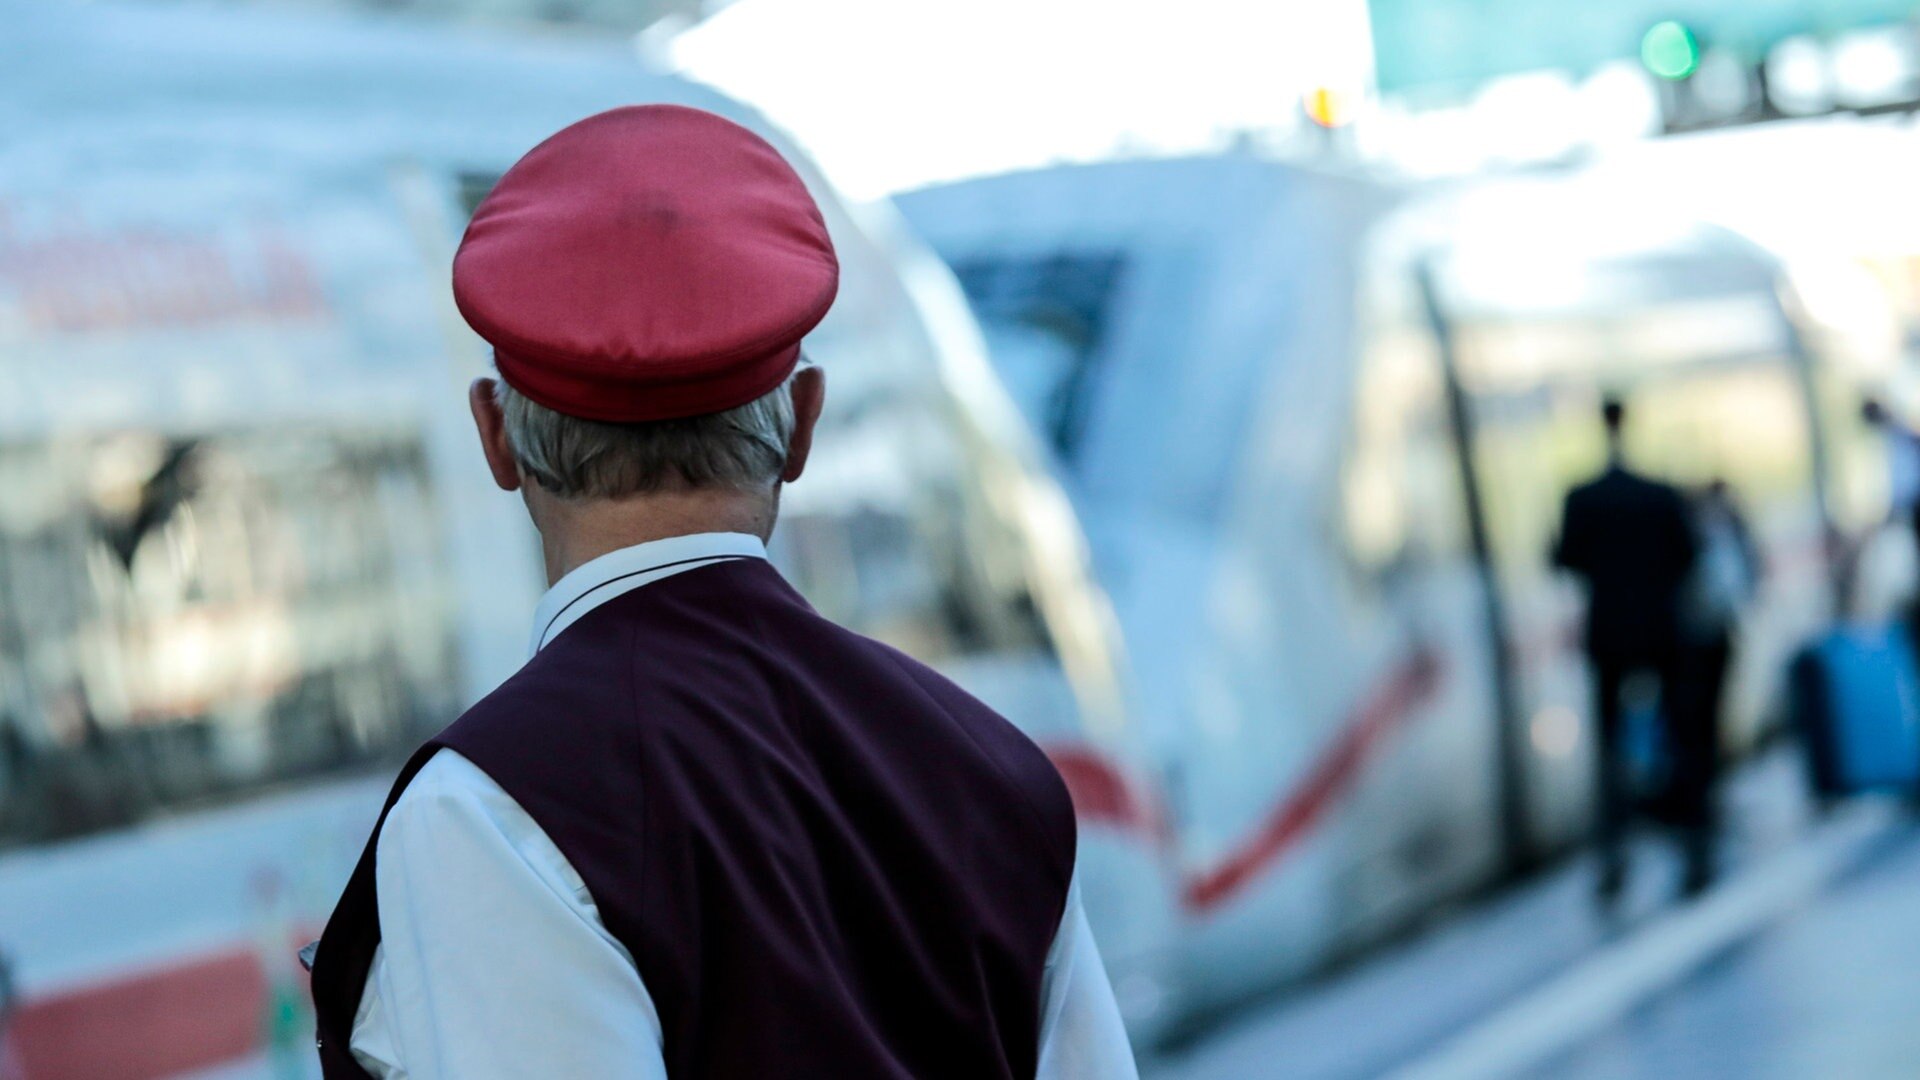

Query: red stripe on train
[1044,647,1444,913]
[9,947,271,1080]
[1044,747,1168,841]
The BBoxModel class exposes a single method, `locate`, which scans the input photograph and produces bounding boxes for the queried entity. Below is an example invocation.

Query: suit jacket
[1553,463,1699,660]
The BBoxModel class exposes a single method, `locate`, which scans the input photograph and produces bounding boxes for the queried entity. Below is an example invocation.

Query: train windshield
[945,253,1130,464]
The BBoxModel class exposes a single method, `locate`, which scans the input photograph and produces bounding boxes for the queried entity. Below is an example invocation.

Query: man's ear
[781,366,827,484]
[469,378,523,492]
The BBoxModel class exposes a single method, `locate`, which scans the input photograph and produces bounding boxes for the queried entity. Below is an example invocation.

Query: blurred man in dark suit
[1554,398,1700,903]
[1862,396,1920,599]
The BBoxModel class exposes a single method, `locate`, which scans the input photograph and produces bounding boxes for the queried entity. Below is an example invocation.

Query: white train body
[898,148,1902,1019]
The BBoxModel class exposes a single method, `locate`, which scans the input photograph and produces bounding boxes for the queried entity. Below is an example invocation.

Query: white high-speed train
[898,147,1904,1015]
[0,4,1152,1076]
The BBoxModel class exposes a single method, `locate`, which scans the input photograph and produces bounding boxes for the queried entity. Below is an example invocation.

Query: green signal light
[1641,20,1701,80]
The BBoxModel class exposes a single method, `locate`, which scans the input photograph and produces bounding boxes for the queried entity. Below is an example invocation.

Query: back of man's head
[452,105,838,506]
[496,373,799,500]
[1602,397,1626,435]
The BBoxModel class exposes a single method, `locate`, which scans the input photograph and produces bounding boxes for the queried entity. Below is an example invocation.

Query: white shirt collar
[528,532,767,656]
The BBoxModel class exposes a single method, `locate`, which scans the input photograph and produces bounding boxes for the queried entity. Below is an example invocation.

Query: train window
[1341,339,1415,577]
[1342,262,1466,593]
[769,355,1052,664]
[1438,249,1818,588]
[947,253,1128,464]
[0,427,460,848]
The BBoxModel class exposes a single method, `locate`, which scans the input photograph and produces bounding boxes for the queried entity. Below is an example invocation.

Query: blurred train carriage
[0,3,1141,1075]
[899,152,1899,1013]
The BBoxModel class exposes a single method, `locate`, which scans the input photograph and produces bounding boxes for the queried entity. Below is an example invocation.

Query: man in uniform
[308,105,1136,1079]
[1554,397,1700,902]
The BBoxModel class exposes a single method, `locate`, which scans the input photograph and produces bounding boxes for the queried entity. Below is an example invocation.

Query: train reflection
[0,427,457,845]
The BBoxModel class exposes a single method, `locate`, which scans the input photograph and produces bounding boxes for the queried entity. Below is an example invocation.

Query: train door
[1409,189,1886,857]
[1329,242,1511,938]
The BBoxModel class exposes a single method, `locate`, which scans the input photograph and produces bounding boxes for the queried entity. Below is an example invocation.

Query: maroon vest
[310,559,1077,1078]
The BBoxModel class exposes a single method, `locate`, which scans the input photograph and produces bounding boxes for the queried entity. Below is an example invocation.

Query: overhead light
[1302,86,1356,129]
[1640,20,1702,81]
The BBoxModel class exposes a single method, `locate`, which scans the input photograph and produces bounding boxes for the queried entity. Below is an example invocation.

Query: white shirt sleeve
[1035,875,1140,1080]
[350,749,668,1080]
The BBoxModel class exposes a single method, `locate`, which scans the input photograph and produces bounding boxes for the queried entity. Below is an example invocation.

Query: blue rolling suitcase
[1790,622,1920,796]
[1623,696,1673,810]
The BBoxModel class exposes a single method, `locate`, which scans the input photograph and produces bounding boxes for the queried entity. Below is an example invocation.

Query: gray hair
[496,368,800,498]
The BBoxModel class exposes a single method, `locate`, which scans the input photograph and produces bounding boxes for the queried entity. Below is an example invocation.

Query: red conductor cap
[453,105,839,422]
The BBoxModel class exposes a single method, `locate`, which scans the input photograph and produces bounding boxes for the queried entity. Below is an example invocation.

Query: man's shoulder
[1575,467,1681,505]
[835,632,1078,863]
[1624,472,1690,517]
[693,592,1076,858]
[459,642,627,721]
[428,637,648,782]
[377,748,515,849]
[1564,471,1614,512]
[438,572,830,747]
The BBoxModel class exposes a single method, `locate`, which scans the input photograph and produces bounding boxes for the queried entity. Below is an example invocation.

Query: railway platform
[1147,750,1913,1080]
[1527,803,1920,1078]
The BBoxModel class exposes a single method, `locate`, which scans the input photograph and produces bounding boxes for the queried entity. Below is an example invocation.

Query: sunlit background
[6,0,1920,1076]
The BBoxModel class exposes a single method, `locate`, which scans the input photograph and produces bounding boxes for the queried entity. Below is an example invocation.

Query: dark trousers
[1674,637,1728,883]
[1911,502,1920,568]
[1909,503,1920,634]
[1591,644,1720,892]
